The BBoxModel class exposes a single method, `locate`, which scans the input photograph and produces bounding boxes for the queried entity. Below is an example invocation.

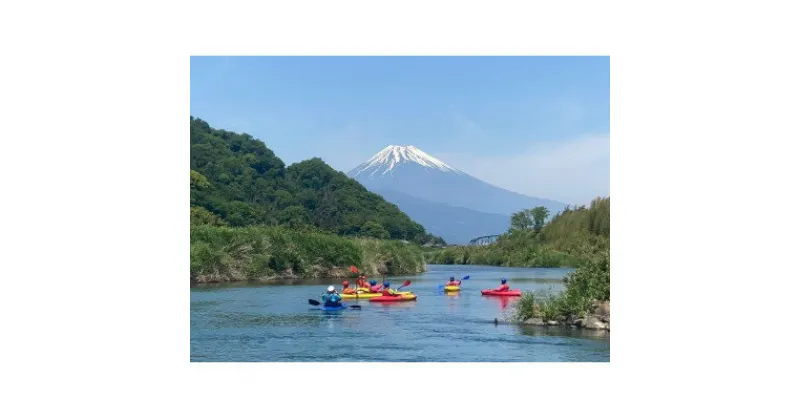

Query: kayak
[481,289,522,297]
[369,294,417,303]
[319,304,348,311]
[444,285,461,292]
[341,291,412,299]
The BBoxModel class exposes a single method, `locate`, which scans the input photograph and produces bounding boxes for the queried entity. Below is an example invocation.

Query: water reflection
[370,301,417,307]
[482,295,518,310]
[516,324,610,340]
[203,312,324,328]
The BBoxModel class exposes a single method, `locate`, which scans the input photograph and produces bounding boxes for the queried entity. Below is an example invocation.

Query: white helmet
[327,286,335,292]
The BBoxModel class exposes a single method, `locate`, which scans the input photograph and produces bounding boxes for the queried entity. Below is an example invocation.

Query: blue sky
[191,56,609,205]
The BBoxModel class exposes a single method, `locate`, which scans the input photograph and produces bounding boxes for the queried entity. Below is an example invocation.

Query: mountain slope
[373,189,512,244]
[348,145,567,216]
[190,117,444,245]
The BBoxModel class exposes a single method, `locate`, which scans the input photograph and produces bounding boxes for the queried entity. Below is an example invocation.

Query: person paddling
[445,276,461,287]
[321,286,343,307]
[381,281,399,296]
[357,274,369,289]
[341,280,356,295]
[494,278,510,292]
[368,279,381,293]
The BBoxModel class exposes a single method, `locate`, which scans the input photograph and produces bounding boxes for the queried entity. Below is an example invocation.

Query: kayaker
[368,279,381,293]
[494,278,510,292]
[445,276,461,286]
[381,281,399,296]
[341,280,356,294]
[321,286,343,307]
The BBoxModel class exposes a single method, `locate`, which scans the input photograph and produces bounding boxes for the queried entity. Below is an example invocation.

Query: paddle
[396,280,412,291]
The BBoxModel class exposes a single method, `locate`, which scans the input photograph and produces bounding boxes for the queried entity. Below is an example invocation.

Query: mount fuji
[347,145,566,244]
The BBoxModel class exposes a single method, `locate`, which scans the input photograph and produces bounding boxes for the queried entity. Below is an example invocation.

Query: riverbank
[190,225,426,284]
[496,300,610,331]
[507,249,610,331]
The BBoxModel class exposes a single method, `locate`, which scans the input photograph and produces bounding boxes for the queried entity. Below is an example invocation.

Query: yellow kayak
[369,293,418,302]
[444,285,461,292]
[341,291,412,299]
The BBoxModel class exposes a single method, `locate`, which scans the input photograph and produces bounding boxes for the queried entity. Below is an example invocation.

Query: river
[190,264,610,362]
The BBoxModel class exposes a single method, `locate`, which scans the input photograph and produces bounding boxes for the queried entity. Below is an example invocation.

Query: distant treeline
[425,197,610,268]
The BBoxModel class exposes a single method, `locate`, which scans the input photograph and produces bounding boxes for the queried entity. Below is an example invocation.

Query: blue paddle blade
[437,285,444,289]
[462,275,470,280]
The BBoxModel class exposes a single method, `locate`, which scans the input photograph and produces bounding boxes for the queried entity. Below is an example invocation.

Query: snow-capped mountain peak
[351,145,463,177]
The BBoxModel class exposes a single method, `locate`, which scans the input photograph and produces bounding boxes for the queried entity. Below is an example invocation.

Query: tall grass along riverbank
[190,225,426,284]
[510,250,610,330]
[426,197,610,268]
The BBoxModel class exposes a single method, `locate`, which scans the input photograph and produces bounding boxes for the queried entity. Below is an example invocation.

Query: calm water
[190,264,610,362]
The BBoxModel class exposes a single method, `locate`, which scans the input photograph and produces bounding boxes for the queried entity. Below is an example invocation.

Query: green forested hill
[190,117,444,245]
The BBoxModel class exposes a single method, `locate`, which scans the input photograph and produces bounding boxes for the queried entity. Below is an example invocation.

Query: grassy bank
[512,250,610,322]
[190,225,426,284]
[424,246,583,268]
[425,197,610,268]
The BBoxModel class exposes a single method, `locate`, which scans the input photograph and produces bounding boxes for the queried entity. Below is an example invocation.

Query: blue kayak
[319,304,347,311]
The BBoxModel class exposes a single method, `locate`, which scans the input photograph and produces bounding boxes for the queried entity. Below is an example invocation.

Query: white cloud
[436,135,610,206]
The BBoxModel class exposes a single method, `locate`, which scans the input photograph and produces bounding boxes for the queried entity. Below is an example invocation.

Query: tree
[531,206,550,232]
[509,206,551,233]
[190,170,211,190]
[190,206,227,227]
[509,209,534,231]
[279,205,310,229]
[360,221,390,239]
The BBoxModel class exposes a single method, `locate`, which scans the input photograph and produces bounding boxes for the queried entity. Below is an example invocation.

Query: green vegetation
[191,225,426,283]
[426,197,610,268]
[190,116,445,246]
[189,116,442,282]
[510,206,550,233]
[512,250,610,321]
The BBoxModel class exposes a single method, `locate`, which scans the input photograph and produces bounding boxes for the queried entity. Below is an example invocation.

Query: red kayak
[481,289,522,297]
[369,294,417,302]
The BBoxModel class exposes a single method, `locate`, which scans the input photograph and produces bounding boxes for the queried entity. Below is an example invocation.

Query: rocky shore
[495,301,610,331]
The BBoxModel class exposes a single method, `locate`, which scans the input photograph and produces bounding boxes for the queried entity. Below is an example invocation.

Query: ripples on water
[191,264,609,362]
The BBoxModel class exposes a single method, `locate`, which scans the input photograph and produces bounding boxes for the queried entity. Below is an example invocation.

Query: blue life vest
[322,292,342,307]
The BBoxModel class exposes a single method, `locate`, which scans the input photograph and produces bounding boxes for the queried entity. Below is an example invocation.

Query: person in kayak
[341,280,356,294]
[494,278,510,292]
[380,281,400,296]
[445,276,461,287]
[368,279,382,293]
[321,286,343,307]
